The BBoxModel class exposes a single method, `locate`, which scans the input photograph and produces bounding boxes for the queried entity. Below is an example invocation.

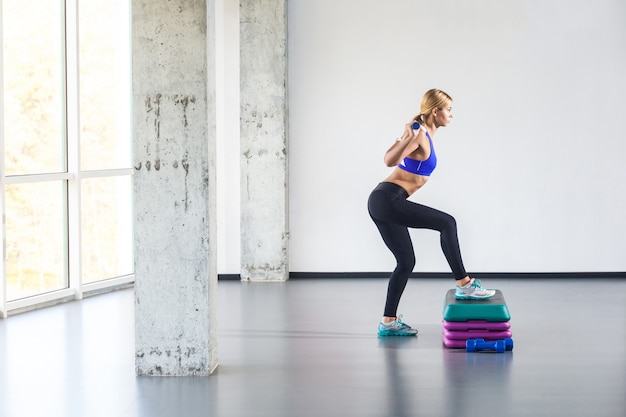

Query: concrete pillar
[240,0,289,281]
[133,0,218,376]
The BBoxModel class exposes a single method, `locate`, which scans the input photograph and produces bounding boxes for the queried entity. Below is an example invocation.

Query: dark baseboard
[217,274,242,281]
[218,271,626,280]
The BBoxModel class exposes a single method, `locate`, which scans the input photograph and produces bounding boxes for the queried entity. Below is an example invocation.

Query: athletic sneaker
[377,315,418,337]
[455,278,496,300]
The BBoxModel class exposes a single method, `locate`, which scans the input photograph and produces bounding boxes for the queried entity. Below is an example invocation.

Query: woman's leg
[371,199,470,316]
[371,218,415,317]
[392,198,494,299]
[391,200,468,280]
[368,185,417,318]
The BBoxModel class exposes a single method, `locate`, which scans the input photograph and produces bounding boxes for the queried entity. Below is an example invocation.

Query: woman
[368,89,495,337]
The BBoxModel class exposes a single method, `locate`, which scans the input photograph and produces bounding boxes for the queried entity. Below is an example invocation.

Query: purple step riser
[443,320,510,331]
[443,328,513,340]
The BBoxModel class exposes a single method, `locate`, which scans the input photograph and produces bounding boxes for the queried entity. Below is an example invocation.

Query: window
[5,182,67,301]
[1,0,133,316]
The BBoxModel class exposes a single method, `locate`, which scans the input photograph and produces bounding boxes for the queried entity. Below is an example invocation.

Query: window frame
[0,0,134,318]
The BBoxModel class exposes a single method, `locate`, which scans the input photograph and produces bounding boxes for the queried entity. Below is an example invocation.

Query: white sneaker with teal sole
[455,278,496,300]
[378,315,418,337]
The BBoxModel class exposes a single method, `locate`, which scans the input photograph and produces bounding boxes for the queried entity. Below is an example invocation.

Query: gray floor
[0,278,625,417]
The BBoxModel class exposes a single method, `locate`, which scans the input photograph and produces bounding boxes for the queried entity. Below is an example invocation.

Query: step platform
[442,289,510,322]
[442,289,513,349]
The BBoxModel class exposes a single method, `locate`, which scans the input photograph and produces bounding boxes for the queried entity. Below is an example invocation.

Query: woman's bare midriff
[383,167,429,196]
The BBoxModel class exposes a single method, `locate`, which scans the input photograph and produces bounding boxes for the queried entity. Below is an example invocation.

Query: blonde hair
[413,89,453,123]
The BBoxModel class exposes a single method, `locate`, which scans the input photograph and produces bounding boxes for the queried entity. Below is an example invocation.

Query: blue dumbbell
[466,338,514,353]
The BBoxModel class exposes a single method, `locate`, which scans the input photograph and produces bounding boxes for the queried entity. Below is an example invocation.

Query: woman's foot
[378,314,418,336]
[455,278,496,300]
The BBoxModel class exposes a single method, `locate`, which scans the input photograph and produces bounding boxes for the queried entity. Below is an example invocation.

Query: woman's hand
[383,122,422,167]
[400,122,421,142]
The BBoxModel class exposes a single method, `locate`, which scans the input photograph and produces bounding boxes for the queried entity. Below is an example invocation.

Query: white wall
[287,0,626,273]
[218,0,626,274]
[216,0,241,273]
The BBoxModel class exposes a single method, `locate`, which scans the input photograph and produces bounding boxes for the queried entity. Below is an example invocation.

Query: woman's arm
[383,123,424,167]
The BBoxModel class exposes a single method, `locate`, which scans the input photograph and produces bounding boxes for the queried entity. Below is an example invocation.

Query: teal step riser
[443,289,511,322]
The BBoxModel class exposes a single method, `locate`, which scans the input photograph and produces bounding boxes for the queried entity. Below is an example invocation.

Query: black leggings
[368,182,468,317]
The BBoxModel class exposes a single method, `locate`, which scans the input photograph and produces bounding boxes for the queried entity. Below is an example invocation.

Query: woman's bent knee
[395,255,416,275]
